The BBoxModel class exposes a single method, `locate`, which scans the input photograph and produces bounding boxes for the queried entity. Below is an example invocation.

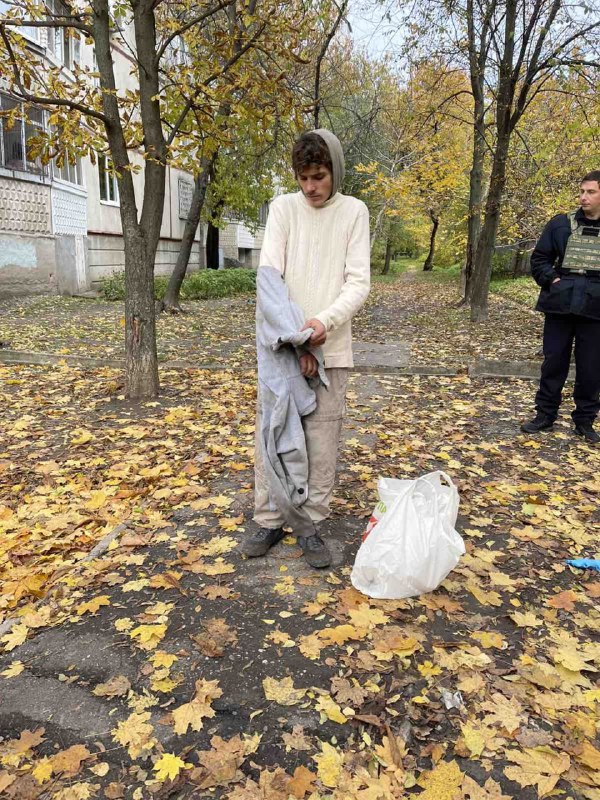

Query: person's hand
[301,318,327,346]
[299,353,319,378]
[552,277,561,284]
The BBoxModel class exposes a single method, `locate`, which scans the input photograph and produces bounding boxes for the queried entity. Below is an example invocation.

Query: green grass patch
[490,276,538,307]
[100,268,257,302]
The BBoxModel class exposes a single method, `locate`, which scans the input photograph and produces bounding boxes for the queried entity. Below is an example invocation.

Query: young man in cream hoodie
[244,129,371,567]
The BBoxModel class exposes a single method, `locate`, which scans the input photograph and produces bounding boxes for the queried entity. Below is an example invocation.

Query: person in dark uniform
[521,170,600,443]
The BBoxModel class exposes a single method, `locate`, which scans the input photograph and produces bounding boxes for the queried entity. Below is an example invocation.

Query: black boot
[574,422,600,444]
[298,534,331,569]
[241,527,285,557]
[520,414,555,434]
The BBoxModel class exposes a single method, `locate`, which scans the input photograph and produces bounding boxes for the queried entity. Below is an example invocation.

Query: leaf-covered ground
[0,273,598,800]
[0,268,543,367]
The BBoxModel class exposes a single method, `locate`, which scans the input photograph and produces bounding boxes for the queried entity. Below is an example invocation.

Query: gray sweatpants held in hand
[254,368,349,530]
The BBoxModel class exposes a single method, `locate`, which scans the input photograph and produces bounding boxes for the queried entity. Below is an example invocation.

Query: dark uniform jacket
[531,208,600,320]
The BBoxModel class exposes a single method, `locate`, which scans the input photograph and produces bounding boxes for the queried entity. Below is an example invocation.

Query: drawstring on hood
[311,128,345,199]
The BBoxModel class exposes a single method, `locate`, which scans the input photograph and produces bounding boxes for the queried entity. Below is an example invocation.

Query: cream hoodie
[259,180,370,367]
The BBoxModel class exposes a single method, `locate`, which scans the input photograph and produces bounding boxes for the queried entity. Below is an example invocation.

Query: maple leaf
[51,744,91,775]
[417,760,463,800]
[467,583,503,607]
[318,624,360,646]
[129,623,167,650]
[347,603,389,628]
[32,757,54,784]
[1,660,25,678]
[315,693,347,724]
[258,768,290,800]
[471,631,506,649]
[330,676,370,706]
[111,711,157,759]
[262,676,306,706]
[504,746,570,797]
[200,584,239,600]
[282,726,313,752]
[153,753,190,782]
[52,783,94,800]
[462,775,512,799]
[1,623,29,651]
[288,765,317,798]
[93,675,132,698]
[417,660,442,678]
[172,678,222,735]
[510,610,543,627]
[313,741,344,788]
[191,618,238,657]
[481,692,526,734]
[150,651,178,669]
[547,589,579,611]
[75,595,111,615]
[4,727,45,756]
[194,735,249,789]
[576,740,600,771]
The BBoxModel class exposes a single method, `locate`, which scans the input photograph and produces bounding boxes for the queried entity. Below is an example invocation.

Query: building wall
[0,175,57,296]
[87,233,202,287]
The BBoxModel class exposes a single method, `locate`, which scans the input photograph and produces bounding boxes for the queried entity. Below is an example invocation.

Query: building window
[0,0,41,42]
[98,155,119,203]
[259,202,269,226]
[0,93,46,175]
[47,0,81,69]
[53,156,82,186]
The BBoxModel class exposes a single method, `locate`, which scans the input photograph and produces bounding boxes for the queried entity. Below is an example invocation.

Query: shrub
[100,268,256,301]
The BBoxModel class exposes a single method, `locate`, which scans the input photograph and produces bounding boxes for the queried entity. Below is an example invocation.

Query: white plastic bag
[351,471,464,600]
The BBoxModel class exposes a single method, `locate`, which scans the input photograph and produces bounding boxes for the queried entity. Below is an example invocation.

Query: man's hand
[301,318,327,346]
[552,276,561,284]
[299,353,319,378]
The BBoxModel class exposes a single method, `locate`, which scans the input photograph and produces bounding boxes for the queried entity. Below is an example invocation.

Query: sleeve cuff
[314,312,332,332]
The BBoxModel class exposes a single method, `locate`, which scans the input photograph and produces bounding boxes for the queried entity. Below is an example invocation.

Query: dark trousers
[535,313,600,424]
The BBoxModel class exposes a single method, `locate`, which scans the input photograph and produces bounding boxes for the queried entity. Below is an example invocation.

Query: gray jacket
[256,265,328,536]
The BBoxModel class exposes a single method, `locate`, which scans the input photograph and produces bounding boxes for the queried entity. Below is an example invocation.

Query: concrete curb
[469,359,575,382]
[0,349,576,382]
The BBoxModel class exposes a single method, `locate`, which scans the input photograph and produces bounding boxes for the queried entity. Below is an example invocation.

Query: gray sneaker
[241,527,285,557]
[298,534,331,569]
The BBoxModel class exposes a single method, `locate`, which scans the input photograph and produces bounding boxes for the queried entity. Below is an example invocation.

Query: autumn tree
[357,62,471,269]
[0,0,316,396]
[401,0,600,319]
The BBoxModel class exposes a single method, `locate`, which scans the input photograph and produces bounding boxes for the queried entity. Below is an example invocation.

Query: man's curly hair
[292,133,332,175]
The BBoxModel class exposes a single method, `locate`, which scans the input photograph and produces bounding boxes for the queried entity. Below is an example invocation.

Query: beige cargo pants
[253,368,349,529]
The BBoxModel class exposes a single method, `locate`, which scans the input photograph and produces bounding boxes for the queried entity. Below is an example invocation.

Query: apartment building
[0,8,265,297]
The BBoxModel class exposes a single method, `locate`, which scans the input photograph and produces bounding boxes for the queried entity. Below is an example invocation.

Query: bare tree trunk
[462,124,485,299]
[159,157,214,312]
[423,211,439,271]
[462,0,490,303]
[93,0,162,399]
[382,236,393,274]
[469,131,511,321]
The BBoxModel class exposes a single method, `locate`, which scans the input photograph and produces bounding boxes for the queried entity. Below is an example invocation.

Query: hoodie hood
[311,128,345,199]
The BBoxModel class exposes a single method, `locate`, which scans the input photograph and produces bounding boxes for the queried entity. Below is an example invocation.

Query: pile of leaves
[0,360,599,799]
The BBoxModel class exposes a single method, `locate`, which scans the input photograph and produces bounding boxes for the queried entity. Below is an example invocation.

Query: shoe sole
[303,555,331,569]
[520,425,553,434]
[241,532,286,558]
[574,430,599,444]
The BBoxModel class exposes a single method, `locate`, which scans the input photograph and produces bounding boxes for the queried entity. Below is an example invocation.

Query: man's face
[580,180,600,219]
[296,163,333,208]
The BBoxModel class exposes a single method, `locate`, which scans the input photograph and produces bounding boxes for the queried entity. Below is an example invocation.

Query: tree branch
[154,0,236,66]
[165,22,267,146]
[0,24,107,122]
